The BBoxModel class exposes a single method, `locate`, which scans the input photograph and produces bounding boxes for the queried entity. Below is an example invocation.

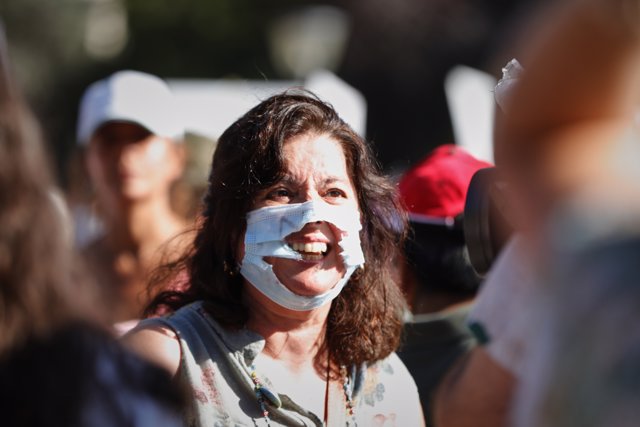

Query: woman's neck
[244,286,339,419]
[245,289,330,367]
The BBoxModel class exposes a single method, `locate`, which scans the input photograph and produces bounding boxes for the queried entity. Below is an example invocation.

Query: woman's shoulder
[121,315,183,377]
[365,351,417,387]
[121,301,224,376]
[355,352,425,426]
[354,352,420,407]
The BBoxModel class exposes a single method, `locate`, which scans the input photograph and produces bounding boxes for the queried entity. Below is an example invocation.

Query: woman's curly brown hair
[147,90,408,367]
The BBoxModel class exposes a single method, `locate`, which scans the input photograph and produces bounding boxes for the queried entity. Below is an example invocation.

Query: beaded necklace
[250,364,357,426]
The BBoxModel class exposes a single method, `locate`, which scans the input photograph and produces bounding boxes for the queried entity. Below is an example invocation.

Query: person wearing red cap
[396,143,492,425]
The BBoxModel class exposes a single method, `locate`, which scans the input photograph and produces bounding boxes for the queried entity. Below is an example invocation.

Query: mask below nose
[240,200,365,311]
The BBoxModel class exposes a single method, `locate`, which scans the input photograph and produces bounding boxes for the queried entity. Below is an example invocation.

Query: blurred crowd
[2,0,640,425]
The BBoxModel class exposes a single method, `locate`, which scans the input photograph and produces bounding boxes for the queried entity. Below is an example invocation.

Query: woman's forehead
[281,136,354,187]
[282,133,348,169]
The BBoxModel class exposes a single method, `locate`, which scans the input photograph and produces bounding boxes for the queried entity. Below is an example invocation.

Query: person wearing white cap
[76,70,192,333]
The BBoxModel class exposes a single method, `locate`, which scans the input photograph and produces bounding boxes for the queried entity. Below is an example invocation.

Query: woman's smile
[286,228,333,262]
[248,132,358,297]
[288,241,330,261]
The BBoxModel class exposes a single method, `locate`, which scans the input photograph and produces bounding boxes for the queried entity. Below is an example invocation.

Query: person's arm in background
[432,235,534,427]
[433,348,514,427]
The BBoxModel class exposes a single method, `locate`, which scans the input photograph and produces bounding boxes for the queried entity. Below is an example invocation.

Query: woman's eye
[267,188,292,200]
[326,188,346,198]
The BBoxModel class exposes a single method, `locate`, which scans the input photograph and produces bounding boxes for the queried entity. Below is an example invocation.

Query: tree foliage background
[1,0,545,185]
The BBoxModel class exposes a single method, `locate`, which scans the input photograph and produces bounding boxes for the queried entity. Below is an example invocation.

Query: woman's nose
[298,190,322,203]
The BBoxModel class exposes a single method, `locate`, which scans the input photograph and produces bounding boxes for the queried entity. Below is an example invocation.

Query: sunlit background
[2,0,547,188]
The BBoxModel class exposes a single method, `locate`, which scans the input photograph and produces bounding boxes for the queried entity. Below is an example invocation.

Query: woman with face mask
[124,91,425,426]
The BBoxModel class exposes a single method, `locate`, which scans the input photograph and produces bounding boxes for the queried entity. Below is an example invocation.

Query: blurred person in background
[433,0,640,426]
[76,70,193,333]
[0,22,186,427]
[395,144,492,425]
[123,91,425,426]
[512,234,640,427]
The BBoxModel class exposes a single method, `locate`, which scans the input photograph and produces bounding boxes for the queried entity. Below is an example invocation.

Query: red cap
[399,144,492,224]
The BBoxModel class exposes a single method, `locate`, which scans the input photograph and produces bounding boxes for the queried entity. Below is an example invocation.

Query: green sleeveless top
[139,301,423,427]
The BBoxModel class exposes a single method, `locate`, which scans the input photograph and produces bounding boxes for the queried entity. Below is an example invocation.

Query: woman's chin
[279,273,344,297]
[272,259,343,292]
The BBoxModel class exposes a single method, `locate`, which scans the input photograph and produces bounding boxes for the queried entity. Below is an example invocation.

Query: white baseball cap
[76,70,184,145]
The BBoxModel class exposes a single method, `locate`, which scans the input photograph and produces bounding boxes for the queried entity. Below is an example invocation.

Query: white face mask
[240,200,365,311]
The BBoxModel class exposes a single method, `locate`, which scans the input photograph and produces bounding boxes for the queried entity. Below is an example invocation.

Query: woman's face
[248,132,359,298]
[86,122,184,208]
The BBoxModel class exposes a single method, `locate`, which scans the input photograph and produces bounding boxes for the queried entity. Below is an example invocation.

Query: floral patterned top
[139,301,424,427]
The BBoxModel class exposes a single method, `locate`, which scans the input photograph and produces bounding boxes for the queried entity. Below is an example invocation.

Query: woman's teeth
[290,242,328,255]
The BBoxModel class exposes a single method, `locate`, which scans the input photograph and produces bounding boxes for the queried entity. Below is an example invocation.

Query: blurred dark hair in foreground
[0,20,186,426]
